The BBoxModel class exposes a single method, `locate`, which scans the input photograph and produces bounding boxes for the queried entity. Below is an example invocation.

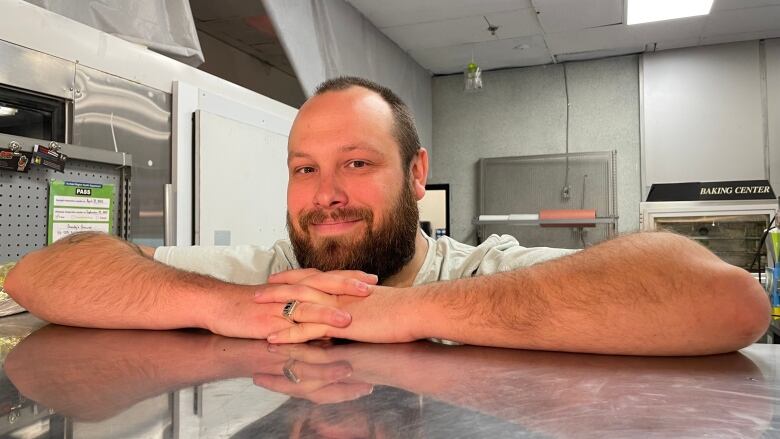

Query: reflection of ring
[283,359,301,384]
[282,300,300,323]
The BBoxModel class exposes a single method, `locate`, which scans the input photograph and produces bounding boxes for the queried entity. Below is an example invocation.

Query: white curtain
[24,0,204,66]
[263,0,433,153]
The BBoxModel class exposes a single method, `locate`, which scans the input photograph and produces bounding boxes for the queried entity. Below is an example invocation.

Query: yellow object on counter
[0,261,16,293]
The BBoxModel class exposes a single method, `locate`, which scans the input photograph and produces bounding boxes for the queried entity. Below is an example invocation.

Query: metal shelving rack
[0,133,132,264]
[475,151,618,248]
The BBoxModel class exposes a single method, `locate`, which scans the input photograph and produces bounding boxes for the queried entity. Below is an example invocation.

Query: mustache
[298,207,373,228]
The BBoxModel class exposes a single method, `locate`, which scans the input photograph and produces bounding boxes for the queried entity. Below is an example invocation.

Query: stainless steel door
[73,65,172,246]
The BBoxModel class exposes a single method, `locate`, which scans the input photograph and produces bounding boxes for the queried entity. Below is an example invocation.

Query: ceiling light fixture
[626,0,713,25]
[0,106,18,117]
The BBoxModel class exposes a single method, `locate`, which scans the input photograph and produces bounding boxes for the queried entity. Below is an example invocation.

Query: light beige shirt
[154,234,577,285]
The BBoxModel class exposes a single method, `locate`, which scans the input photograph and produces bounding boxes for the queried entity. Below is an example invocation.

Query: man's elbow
[4,255,30,308]
[3,250,44,312]
[713,265,771,350]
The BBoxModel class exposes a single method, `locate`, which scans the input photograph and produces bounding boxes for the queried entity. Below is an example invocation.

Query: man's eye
[296,166,316,174]
[348,160,367,168]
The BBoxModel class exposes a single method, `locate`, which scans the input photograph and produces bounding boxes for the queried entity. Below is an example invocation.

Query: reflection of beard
[288,181,419,283]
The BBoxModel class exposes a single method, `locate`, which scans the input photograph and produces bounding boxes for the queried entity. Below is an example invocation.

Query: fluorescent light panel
[627,0,714,25]
[0,106,18,117]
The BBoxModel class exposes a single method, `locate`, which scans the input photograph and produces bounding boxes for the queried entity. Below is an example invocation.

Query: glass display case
[640,200,777,272]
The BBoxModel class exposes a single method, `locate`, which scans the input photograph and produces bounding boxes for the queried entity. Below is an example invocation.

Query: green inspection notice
[47,180,114,244]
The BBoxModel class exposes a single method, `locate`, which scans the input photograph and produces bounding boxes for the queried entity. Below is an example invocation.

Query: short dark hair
[314,76,421,171]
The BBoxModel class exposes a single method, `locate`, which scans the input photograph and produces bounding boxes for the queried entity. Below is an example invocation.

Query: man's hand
[205,271,374,339]
[254,284,422,344]
[263,268,377,308]
[206,268,380,340]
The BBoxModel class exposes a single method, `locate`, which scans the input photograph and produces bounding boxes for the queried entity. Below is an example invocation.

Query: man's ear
[409,148,429,201]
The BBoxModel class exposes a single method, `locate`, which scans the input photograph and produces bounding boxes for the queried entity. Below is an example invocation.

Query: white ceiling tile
[346,0,532,28]
[348,0,780,72]
[653,37,704,51]
[533,0,624,33]
[703,5,780,36]
[382,8,542,51]
[409,35,551,74]
[554,46,643,61]
[700,28,780,45]
[712,0,780,12]
[545,16,705,55]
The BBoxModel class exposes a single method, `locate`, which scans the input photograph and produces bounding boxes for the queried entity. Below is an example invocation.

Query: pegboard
[0,159,126,263]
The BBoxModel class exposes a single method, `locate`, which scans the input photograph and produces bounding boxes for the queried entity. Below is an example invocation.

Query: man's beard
[288,182,419,284]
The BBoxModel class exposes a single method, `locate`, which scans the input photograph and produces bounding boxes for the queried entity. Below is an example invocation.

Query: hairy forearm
[412,232,770,355]
[3,232,240,330]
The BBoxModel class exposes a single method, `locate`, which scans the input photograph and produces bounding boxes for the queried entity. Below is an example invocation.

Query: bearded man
[4,77,769,355]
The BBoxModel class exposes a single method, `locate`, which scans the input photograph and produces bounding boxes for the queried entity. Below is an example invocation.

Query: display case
[639,200,777,271]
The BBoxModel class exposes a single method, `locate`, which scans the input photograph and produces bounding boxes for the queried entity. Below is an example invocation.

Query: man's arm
[262,232,771,355]
[3,232,366,338]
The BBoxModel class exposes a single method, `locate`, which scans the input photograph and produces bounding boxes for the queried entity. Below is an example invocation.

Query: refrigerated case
[639,200,777,271]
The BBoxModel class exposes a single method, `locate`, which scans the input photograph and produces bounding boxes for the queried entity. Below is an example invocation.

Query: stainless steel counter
[0,316,779,438]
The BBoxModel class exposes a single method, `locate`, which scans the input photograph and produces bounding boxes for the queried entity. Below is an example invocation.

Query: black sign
[646,180,776,202]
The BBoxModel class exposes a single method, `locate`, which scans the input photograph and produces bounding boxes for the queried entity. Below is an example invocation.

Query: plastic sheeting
[263,0,432,153]
[23,0,204,66]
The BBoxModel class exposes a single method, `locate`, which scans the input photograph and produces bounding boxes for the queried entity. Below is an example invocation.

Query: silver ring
[282,300,300,324]
[283,359,301,384]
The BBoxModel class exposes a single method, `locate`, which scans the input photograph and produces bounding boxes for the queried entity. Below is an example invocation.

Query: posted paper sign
[48,180,114,244]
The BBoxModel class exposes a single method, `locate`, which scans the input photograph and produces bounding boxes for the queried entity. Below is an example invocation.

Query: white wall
[641,41,767,196]
[432,55,640,244]
[767,38,780,196]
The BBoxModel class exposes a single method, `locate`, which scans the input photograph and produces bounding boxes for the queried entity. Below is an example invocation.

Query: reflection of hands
[253,342,374,404]
[207,268,377,339]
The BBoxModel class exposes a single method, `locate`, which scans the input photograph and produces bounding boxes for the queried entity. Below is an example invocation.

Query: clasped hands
[204,268,419,343]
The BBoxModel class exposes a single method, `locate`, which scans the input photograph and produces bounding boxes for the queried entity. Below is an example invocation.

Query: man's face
[286,87,422,282]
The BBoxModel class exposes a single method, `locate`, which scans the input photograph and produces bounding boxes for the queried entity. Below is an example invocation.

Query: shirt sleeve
[473,235,579,275]
[430,234,578,281]
[153,241,295,285]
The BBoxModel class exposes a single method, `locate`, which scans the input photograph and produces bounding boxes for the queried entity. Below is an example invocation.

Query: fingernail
[370,274,379,283]
[267,344,278,352]
[267,334,277,342]
[336,312,351,324]
[355,281,369,292]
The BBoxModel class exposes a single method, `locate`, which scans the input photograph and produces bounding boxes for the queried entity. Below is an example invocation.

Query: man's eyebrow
[288,144,385,163]
[339,144,385,155]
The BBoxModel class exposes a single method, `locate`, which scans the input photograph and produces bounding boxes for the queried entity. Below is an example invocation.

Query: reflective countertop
[0,313,779,438]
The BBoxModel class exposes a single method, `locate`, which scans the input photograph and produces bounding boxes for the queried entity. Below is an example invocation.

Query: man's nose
[313,174,347,208]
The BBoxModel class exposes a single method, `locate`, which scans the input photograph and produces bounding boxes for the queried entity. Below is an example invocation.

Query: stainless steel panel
[2,326,780,438]
[73,65,171,246]
[0,39,74,100]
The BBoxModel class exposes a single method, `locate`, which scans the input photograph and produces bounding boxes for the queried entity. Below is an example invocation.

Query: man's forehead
[288,87,397,154]
[294,87,393,128]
